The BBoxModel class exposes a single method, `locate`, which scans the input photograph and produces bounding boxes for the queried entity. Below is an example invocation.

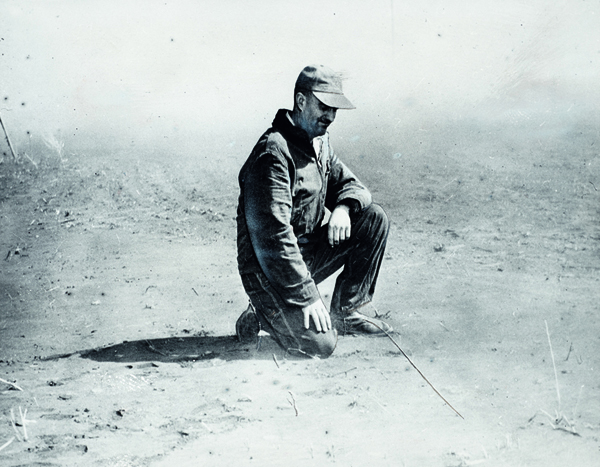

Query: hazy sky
[1,0,598,155]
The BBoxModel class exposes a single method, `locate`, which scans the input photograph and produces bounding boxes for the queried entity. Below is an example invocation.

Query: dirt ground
[1,116,599,466]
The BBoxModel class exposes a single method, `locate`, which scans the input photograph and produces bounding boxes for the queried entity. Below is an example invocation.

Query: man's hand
[328,204,351,247]
[302,298,332,332]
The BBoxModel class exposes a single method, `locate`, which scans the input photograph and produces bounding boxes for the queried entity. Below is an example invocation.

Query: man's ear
[295,91,307,111]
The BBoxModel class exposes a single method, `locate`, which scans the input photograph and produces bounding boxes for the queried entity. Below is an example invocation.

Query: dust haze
[2,0,598,189]
[1,2,600,465]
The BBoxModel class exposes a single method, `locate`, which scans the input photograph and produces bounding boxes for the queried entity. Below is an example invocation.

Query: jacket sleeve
[324,138,372,212]
[243,150,321,309]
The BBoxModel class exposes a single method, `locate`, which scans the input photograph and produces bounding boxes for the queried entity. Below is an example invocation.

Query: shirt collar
[286,111,295,127]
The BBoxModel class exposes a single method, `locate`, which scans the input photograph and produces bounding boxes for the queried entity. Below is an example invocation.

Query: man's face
[297,92,337,140]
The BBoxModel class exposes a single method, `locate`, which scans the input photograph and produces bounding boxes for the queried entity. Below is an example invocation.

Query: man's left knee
[358,203,389,237]
[368,203,388,224]
[298,329,338,358]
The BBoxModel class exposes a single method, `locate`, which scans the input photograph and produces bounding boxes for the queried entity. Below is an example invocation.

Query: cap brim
[313,91,356,110]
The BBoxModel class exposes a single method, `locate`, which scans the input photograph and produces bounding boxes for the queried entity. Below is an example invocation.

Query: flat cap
[295,65,355,110]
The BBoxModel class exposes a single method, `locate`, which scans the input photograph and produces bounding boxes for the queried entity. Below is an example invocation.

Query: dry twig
[0,437,15,453]
[10,410,22,442]
[538,321,580,436]
[0,111,17,160]
[565,342,573,362]
[363,318,464,419]
[545,320,561,411]
[24,154,38,168]
[539,409,580,436]
[0,377,23,391]
[19,407,28,441]
[331,367,358,377]
[287,391,299,416]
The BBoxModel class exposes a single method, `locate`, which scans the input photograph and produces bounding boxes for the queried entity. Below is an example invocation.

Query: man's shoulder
[254,127,291,157]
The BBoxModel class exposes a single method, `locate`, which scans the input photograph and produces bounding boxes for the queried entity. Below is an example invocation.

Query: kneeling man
[235,65,392,358]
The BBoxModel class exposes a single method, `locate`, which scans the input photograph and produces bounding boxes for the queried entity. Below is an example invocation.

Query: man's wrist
[334,204,350,213]
[336,199,360,214]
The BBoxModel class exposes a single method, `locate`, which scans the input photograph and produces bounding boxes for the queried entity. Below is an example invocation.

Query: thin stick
[0,378,23,391]
[565,342,573,362]
[0,111,17,160]
[331,367,358,377]
[540,408,556,427]
[562,414,575,430]
[19,407,28,441]
[288,391,299,416]
[9,410,22,442]
[272,354,280,368]
[201,421,213,433]
[545,320,561,412]
[363,318,464,419]
[24,154,38,168]
[0,437,15,453]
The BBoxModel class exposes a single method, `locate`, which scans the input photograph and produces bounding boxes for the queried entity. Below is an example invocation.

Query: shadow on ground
[42,335,286,363]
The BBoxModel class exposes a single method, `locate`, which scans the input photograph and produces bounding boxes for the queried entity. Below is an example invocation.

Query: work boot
[335,306,393,336]
[235,304,260,343]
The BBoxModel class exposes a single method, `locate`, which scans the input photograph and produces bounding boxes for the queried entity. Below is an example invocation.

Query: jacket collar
[272,109,313,148]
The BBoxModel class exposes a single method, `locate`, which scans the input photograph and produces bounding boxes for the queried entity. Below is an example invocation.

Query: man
[235,65,391,358]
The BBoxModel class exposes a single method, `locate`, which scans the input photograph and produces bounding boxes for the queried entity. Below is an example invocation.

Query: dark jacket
[236,109,372,308]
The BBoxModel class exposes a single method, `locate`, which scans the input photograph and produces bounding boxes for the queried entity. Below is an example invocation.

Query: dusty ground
[1,117,599,466]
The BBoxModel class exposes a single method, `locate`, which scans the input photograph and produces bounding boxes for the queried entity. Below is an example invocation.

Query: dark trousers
[241,203,389,357]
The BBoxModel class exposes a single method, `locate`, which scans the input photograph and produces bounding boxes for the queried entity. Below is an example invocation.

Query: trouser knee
[353,203,389,241]
[366,203,389,233]
[256,309,338,358]
[295,329,338,358]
